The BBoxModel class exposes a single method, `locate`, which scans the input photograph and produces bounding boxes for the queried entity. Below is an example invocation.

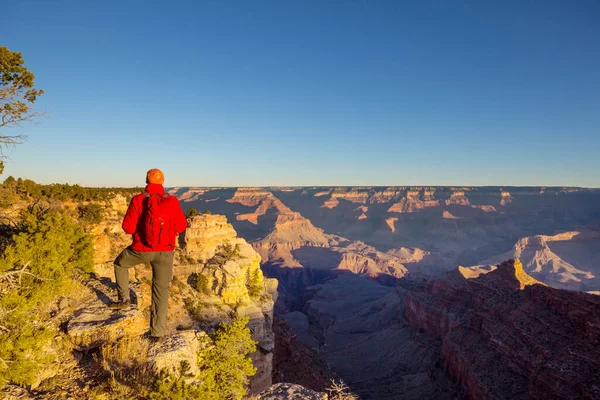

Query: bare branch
[0,261,52,289]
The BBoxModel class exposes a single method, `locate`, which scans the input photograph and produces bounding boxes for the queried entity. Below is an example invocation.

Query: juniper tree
[0,46,44,156]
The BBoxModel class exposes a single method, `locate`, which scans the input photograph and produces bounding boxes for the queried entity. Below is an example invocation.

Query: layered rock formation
[181,214,238,261]
[171,186,600,399]
[89,194,131,264]
[179,214,278,393]
[176,186,598,278]
[404,259,600,399]
[474,231,600,290]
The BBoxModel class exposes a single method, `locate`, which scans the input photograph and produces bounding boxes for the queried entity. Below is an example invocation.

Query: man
[112,168,187,339]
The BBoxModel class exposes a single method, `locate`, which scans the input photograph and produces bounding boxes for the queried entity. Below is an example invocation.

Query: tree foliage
[78,203,105,226]
[185,207,199,218]
[196,316,257,399]
[1,176,141,203]
[147,317,257,400]
[247,268,264,298]
[0,46,45,154]
[0,206,93,387]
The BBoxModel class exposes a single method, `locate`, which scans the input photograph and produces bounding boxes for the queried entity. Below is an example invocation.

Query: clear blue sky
[2,0,599,187]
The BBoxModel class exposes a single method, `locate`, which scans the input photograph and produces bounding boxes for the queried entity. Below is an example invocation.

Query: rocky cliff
[179,214,278,393]
[404,259,600,399]
[60,213,279,396]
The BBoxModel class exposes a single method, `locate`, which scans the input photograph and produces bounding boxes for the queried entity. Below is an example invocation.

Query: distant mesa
[321,198,339,209]
[444,190,470,206]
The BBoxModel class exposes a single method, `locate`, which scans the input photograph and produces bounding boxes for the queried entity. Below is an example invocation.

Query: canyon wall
[403,259,600,399]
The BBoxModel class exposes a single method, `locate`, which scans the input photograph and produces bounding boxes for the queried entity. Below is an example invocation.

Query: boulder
[67,304,147,351]
[147,330,208,378]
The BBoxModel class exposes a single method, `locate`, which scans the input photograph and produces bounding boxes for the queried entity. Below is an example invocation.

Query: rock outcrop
[258,383,327,400]
[180,214,278,394]
[147,330,208,379]
[404,259,600,399]
[181,214,239,261]
[67,280,150,351]
[476,231,600,290]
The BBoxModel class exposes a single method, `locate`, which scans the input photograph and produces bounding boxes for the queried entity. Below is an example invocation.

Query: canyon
[169,186,600,399]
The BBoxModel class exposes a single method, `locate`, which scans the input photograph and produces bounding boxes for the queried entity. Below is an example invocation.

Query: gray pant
[114,247,174,337]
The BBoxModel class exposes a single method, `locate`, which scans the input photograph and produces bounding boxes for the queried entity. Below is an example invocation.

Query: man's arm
[122,197,140,234]
[172,199,188,234]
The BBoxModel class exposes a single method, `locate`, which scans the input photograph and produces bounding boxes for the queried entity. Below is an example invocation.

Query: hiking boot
[109,299,131,310]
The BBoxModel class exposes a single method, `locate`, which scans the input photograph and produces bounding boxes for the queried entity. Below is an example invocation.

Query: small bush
[78,203,105,226]
[0,208,93,387]
[327,379,359,400]
[203,242,242,273]
[185,208,199,218]
[192,273,211,295]
[195,316,257,399]
[247,268,264,298]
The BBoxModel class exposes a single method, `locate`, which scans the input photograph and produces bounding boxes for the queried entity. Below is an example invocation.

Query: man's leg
[149,251,174,337]
[114,247,149,302]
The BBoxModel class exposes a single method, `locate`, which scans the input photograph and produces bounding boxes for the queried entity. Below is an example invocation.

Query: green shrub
[1,176,141,203]
[0,207,93,387]
[195,316,257,399]
[184,298,204,322]
[102,317,258,400]
[78,203,105,226]
[185,207,199,218]
[192,273,211,295]
[203,242,242,272]
[247,268,264,298]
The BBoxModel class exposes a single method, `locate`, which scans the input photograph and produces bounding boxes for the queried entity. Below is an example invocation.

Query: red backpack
[141,192,175,248]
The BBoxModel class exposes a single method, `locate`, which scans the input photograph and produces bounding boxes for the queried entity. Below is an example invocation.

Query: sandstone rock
[93,235,112,264]
[387,197,439,213]
[147,330,208,378]
[67,283,150,351]
[67,305,147,351]
[476,231,600,290]
[258,383,328,400]
[178,213,276,394]
[182,214,238,261]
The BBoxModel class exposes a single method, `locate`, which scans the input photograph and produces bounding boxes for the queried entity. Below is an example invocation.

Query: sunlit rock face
[179,214,278,393]
[181,214,238,261]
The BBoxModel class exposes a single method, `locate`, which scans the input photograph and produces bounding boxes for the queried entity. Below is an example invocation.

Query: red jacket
[122,184,187,252]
